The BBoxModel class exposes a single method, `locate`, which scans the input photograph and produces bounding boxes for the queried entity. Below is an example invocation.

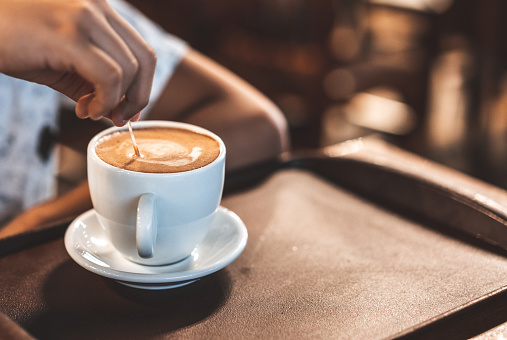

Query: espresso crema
[95,127,220,173]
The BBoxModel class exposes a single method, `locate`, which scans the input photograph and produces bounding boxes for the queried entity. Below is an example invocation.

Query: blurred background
[127,0,507,188]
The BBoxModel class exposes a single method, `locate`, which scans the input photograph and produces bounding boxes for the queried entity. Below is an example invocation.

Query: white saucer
[64,206,248,290]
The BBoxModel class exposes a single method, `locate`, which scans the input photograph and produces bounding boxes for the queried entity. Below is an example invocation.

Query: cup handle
[136,193,158,259]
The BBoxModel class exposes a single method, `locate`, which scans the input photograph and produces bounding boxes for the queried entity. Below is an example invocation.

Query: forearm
[0,181,92,238]
[148,49,290,171]
[182,95,289,171]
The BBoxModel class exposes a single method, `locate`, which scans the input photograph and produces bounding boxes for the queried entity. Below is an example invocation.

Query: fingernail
[132,112,142,122]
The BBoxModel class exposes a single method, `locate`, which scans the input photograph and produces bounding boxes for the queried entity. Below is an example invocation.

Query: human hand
[0,0,156,126]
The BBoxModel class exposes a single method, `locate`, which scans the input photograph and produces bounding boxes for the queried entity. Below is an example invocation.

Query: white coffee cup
[87,121,226,266]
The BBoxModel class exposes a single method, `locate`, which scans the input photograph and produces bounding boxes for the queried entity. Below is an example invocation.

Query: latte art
[95,127,220,173]
[125,139,203,166]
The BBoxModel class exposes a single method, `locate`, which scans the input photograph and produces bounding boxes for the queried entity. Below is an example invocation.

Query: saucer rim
[117,279,198,290]
[64,206,247,284]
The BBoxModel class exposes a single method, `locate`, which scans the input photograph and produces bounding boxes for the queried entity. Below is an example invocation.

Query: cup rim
[88,120,226,176]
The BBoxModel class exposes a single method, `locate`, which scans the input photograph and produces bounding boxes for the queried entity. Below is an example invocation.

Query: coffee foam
[95,127,220,173]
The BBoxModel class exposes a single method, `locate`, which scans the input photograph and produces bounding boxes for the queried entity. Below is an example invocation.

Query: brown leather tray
[1,137,507,339]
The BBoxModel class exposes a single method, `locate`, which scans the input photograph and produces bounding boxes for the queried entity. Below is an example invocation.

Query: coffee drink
[88,121,226,265]
[95,127,220,173]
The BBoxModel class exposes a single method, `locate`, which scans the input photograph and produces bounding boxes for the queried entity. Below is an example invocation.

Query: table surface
[1,139,507,339]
